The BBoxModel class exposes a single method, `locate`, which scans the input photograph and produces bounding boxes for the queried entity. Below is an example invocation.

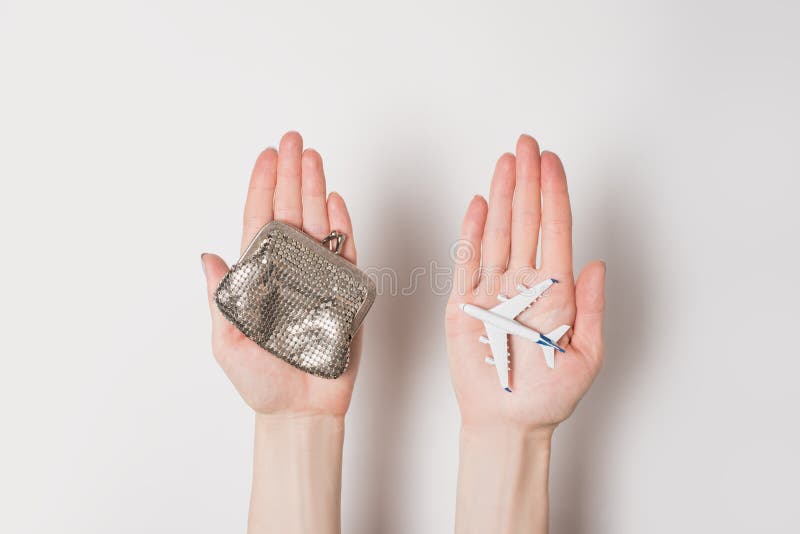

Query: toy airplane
[460,278,570,393]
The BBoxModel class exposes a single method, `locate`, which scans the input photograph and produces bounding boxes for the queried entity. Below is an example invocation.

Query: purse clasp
[321,231,346,255]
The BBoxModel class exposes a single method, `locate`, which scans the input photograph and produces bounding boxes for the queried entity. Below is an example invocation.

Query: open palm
[202,132,361,417]
[446,135,606,430]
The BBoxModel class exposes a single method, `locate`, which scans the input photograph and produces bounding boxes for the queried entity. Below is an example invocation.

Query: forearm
[248,413,345,534]
[455,425,553,534]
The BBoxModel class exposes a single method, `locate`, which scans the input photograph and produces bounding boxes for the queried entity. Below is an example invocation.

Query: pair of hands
[202,131,606,433]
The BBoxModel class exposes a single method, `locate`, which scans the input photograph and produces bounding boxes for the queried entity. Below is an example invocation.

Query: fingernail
[200,253,207,276]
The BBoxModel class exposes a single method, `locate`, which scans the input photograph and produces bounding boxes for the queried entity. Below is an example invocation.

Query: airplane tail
[542,346,556,369]
[541,325,571,368]
[547,325,570,344]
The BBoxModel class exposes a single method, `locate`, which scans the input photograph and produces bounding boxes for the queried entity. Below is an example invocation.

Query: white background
[2,1,799,532]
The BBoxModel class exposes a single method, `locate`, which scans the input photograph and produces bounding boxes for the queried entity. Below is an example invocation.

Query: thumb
[200,253,233,340]
[571,260,606,365]
[201,253,229,304]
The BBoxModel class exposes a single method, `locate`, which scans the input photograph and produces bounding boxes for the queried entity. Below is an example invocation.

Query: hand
[446,134,606,432]
[202,132,361,417]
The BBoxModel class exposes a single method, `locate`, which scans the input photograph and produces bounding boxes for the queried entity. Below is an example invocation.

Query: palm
[211,330,362,416]
[446,135,606,430]
[202,132,361,416]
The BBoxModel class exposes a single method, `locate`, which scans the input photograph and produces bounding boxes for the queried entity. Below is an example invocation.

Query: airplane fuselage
[460,303,563,350]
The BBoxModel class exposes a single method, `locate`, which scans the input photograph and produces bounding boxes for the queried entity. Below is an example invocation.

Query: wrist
[255,411,345,428]
[460,421,555,441]
[456,423,552,534]
[459,423,553,474]
[254,412,345,453]
[249,413,344,534]
[252,412,345,474]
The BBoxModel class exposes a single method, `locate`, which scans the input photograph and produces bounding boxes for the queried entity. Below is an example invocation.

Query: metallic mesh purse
[214,221,376,378]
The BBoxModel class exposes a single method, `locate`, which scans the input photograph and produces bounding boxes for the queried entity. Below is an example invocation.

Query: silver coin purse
[214,221,376,379]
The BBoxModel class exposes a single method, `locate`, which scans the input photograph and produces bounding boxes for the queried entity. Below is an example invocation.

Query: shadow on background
[550,172,652,534]
[348,150,454,534]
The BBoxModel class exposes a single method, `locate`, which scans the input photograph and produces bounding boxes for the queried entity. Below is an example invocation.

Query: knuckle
[273,206,302,219]
[543,219,572,236]
[242,214,264,227]
[303,222,328,237]
[484,225,510,240]
[516,210,540,228]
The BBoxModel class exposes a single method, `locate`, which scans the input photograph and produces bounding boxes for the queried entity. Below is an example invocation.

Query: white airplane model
[460,278,570,393]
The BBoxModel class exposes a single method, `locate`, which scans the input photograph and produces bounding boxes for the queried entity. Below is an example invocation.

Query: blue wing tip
[504,387,512,393]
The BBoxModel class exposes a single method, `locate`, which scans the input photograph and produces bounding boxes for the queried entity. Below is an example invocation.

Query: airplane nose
[459,303,467,311]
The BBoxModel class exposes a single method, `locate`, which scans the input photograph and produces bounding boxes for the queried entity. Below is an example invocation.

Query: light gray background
[1,1,798,532]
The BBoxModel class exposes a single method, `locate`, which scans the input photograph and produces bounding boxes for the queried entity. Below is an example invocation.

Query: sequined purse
[214,221,376,378]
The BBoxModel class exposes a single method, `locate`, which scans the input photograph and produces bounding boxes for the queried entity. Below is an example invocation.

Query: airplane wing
[485,324,511,392]
[489,278,556,319]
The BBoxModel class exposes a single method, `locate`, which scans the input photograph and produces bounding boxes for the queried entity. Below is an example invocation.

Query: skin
[201,132,604,534]
[447,134,606,534]
[201,132,359,534]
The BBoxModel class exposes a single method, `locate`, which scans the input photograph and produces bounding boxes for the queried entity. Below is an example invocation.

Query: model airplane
[460,278,570,392]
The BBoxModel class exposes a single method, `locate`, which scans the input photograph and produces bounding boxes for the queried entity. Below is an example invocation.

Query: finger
[450,195,488,302]
[509,134,541,270]
[327,192,357,264]
[540,151,573,274]
[200,253,240,344]
[241,148,278,254]
[571,261,606,364]
[301,149,330,240]
[481,153,515,274]
[273,131,303,228]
